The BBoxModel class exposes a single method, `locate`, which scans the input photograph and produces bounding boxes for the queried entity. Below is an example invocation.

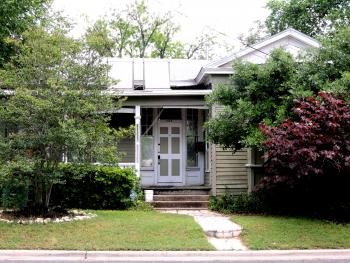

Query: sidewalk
[163,209,246,250]
[0,250,350,262]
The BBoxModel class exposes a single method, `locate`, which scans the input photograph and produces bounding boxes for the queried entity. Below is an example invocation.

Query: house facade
[108,28,321,197]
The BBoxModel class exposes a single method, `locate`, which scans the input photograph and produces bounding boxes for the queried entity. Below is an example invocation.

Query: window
[186,109,198,167]
[141,108,154,168]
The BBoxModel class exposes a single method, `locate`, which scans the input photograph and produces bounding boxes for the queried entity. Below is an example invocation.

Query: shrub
[209,191,264,214]
[255,174,350,222]
[50,164,138,210]
[257,92,350,222]
[260,92,350,180]
[0,160,33,210]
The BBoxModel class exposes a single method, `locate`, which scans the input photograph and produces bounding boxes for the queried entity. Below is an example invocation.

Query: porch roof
[107,89,212,96]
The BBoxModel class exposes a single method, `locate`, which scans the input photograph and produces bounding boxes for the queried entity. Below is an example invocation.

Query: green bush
[210,175,350,223]
[50,164,138,210]
[0,161,32,210]
[209,191,264,214]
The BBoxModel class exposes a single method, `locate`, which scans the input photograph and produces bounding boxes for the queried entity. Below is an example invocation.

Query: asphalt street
[1,250,350,262]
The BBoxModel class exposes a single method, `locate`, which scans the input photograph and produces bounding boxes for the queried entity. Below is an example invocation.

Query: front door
[157,121,183,183]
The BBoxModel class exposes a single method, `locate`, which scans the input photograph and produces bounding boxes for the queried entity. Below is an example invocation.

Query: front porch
[112,107,211,188]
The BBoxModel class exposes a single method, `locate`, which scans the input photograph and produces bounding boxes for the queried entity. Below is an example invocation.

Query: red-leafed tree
[260,92,350,182]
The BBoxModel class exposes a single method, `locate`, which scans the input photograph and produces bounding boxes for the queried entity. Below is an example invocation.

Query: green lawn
[233,215,350,250]
[0,210,213,250]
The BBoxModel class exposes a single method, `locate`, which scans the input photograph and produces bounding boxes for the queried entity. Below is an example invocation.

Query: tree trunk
[45,181,53,209]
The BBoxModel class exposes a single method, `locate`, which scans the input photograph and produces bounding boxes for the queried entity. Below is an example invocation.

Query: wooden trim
[211,106,217,196]
[135,105,141,177]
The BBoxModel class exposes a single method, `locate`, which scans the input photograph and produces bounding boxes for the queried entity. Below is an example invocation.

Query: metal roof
[107,58,209,91]
[107,28,321,94]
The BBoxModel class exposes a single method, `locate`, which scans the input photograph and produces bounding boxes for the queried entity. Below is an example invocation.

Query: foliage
[206,27,350,151]
[0,160,32,210]
[265,0,350,37]
[50,164,138,210]
[238,20,269,46]
[205,49,297,150]
[0,0,51,67]
[129,199,154,211]
[0,24,124,212]
[85,0,231,59]
[210,177,350,222]
[241,93,350,222]
[209,191,264,214]
[85,19,115,57]
[260,93,350,179]
[292,27,350,99]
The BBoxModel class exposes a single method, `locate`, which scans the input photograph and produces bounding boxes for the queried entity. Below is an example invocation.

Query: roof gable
[206,28,321,68]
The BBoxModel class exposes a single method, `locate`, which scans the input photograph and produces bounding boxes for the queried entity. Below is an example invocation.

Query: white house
[107,28,321,208]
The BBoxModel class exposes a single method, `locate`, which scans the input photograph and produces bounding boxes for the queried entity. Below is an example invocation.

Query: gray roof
[108,58,209,93]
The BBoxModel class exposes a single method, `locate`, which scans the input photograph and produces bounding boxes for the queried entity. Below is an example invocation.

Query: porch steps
[145,187,210,210]
[154,195,209,202]
[153,201,209,209]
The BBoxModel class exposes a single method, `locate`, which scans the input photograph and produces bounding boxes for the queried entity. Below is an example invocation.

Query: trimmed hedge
[50,164,138,210]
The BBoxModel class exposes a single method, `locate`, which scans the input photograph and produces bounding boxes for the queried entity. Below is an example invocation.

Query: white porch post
[135,105,141,177]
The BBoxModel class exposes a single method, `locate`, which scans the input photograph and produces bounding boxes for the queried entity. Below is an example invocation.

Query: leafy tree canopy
[205,27,350,151]
[265,0,350,37]
[205,49,297,150]
[0,22,126,211]
[0,0,51,67]
[85,0,233,59]
[260,92,350,179]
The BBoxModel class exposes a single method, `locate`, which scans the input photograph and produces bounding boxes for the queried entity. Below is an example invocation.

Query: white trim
[163,106,209,109]
[134,105,141,177]
[118,163,136,168]
[108,89,212,96]
[116,108,135,114]
[195,68,234,83]
[205,28,321,69]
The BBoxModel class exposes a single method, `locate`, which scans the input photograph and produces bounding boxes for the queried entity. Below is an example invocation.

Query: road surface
[0,250,350,262]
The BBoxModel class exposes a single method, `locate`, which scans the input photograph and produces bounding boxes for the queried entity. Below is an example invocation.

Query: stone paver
[162,209,247,251]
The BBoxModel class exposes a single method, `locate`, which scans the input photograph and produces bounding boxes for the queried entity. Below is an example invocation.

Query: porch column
[135,105,141,177]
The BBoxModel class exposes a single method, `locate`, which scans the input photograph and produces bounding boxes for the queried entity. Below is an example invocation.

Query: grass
[0,210,213,250]
[233,215,350,250]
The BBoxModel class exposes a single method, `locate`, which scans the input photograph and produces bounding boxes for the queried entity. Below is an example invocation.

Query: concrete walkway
[163,210,247,251]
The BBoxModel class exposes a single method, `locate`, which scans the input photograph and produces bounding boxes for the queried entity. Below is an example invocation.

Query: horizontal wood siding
[118,138,135,163]
[209,99,249,196]
[215,147,248,195]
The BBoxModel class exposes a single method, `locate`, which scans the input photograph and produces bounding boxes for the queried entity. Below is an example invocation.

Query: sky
[52,0,270,54]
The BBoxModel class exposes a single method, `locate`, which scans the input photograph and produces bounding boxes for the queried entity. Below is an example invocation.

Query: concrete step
[153,195,209,202]
[152,200,209,209]
[155,207,209,211]
[153,189,209,195]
